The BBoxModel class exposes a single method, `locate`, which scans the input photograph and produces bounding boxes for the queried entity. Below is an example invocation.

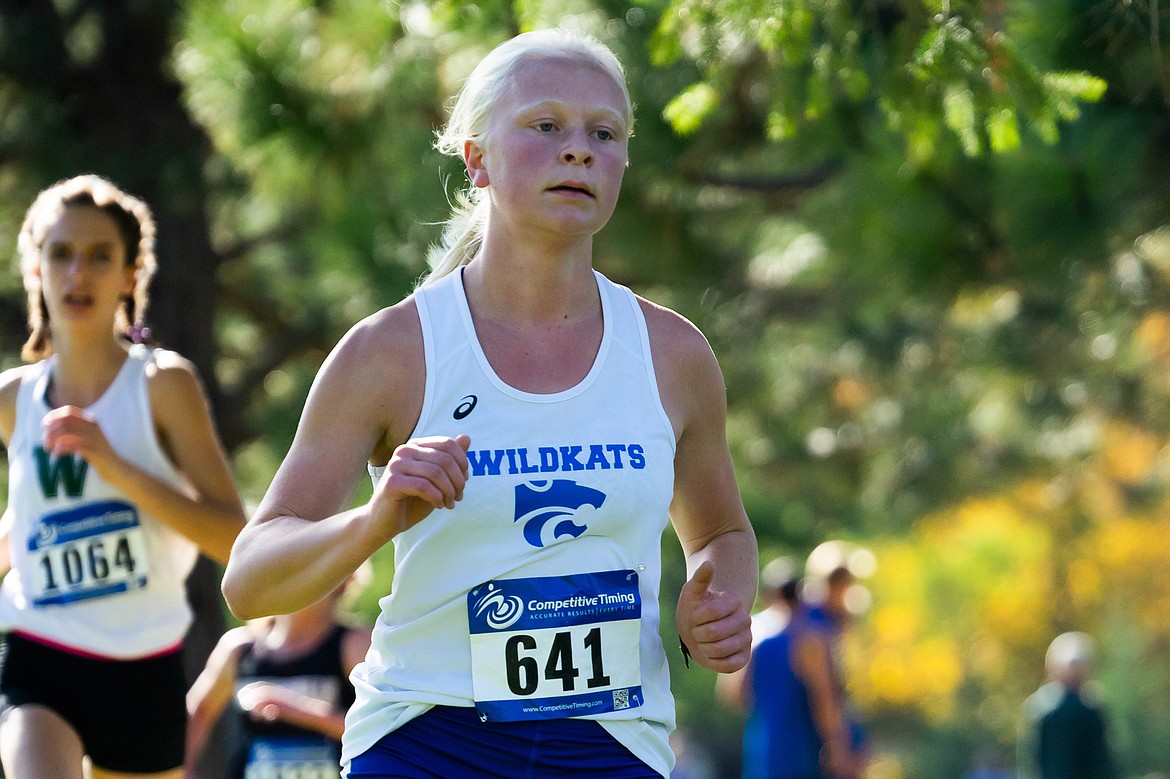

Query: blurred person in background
[724,541,872,779]
[0,174,245,779]
[715,555,801,710]
[750,556,802,645]
[184,574,372,778]
[1019,631,1115,779]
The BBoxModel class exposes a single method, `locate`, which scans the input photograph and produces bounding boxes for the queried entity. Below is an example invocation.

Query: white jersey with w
[0,345,198,658]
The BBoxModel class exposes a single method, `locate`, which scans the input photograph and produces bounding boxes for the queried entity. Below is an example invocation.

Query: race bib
[244,736,339,779]
[467,569,643,722]
[27,500,149,607]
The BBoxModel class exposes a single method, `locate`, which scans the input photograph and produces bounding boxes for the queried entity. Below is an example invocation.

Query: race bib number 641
[467,569,643,722]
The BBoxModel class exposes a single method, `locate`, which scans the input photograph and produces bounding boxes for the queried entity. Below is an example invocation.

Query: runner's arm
[222,304,469,619]
[793,632,857,779]
[643,299,757,673]
[185,627,252,771]
[0,367,28,578]
[40,353,245,563]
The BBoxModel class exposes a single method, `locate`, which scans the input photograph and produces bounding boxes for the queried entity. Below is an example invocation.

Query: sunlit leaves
[176,0,403,196]
[663,82,719,134]
[652,0,1105,160]
[943,85,980,154]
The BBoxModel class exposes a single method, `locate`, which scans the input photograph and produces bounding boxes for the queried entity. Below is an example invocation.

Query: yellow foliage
[868,647,918,705]
[982,564,1051,646]
[916,637,963,696]
[871,545,923,594]
[1134,310,1170,363]
[856,477,1170,737]
[872,605,919,644]
[983,585,1048,644]
[1100,421,1161,485]
[863,639,961,719]
[1085,518,1170,641]
[968,637,1006,682]
[920,495,1035,557]
[1093,517,1167,574]
[856,494,1051,718]
[1077,470,1127,521]
[1066,557,1102,607]
[1140,598,1170,635]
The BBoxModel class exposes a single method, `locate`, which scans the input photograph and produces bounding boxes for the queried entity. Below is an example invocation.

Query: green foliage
[651,0,1107,161]
[663,82,720,134]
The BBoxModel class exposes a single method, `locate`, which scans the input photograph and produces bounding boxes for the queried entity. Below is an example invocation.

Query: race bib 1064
[467,569,643,722]
[27,499,149,607]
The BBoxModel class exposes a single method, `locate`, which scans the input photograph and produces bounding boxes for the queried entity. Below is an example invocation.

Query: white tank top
[342,270,678,776]
[0,345,198,658]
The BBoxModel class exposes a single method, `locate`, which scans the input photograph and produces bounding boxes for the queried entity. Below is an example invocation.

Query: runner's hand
[42,406,119,475]
[371,434,471,537]
[676,561,752,673]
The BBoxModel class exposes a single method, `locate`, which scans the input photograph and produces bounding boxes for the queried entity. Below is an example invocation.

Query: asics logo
[514,479,606,548]
[472,583,525,630]
[453,394,477,420]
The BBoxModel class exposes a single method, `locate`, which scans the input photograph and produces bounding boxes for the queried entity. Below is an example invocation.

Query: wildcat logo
[514,479,605,548]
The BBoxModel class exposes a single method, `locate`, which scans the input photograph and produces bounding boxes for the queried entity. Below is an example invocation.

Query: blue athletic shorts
[347,705,663,778]
[0,631,187,772]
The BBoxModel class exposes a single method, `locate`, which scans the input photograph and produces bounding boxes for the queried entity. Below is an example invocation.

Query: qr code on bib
[613,689,630,710]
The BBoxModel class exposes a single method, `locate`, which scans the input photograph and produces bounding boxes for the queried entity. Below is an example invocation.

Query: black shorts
[0,631,187,772]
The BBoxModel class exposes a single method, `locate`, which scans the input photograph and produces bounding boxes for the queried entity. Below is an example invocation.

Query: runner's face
[38,206,134,332]
[466,57,629,240]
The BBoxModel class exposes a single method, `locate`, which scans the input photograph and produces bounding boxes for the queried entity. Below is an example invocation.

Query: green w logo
[34,447,88,499]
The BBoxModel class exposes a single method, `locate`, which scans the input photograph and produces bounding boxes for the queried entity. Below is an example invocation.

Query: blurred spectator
[716,556,801,710]
[723,541,873,779]
[1019,632,1115,779]
[184,578,371,779]
[751,556,803,644]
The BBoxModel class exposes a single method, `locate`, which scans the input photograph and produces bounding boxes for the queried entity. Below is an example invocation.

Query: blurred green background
[1,0,1168,776]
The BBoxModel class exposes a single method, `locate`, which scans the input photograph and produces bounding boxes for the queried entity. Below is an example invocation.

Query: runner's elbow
[220,564,269,621]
